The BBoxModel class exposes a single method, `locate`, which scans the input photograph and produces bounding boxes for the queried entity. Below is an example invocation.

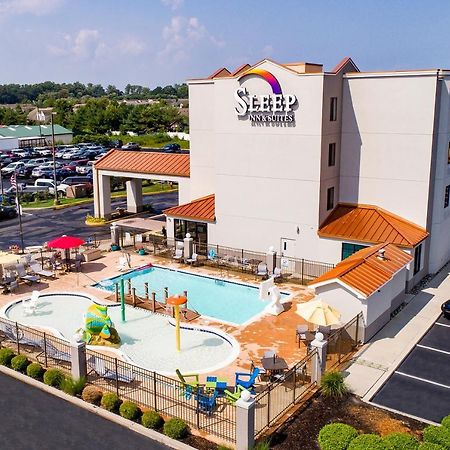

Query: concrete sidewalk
[344,262,450,400]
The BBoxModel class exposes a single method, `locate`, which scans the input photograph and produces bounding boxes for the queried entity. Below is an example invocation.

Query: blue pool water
[96,266,289,325]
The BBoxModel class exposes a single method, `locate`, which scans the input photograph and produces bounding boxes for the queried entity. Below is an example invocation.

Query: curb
[0,365,195,450]
[22,189,178,212]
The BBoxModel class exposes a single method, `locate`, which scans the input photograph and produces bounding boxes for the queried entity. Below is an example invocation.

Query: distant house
[27,107,54,123]
[0,124,73,147]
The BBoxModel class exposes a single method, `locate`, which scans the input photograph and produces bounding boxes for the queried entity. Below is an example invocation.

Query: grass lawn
[22,182,176,209]
[116,133,189,149]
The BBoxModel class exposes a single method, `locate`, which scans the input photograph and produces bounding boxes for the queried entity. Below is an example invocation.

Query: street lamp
[50,112,60,206]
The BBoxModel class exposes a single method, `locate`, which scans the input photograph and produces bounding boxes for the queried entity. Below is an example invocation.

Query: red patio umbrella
[47,235,85,249]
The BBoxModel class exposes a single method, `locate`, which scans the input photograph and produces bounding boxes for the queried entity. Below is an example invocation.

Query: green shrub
[423,426,450,449]
[26,362,45,380]
[101,392,122,413]
[418,443,445,450]
[252,440,271,450]
[163,418,188,440]
[119,401,141,421]
[60,376,86,396]
[43,368,64,388]
[318,423,359,450]
[10,355,30,373]
[320,371,348,399]
[383,433,419,450]
[348,434,386,450]
[0,348,15,366]
[442,416,450,430]
[81,385,103,405]
[141,410,164,429]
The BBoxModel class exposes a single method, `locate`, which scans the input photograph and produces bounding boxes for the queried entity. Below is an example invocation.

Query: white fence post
[310,333,328,384]
[236,393,256,450]
[70,341,87,380]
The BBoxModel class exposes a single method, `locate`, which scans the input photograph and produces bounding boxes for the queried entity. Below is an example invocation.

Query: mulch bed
[266,393,426,450]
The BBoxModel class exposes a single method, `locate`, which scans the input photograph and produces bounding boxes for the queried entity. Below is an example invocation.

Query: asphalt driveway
[371,313,450,423]
[0,372,170,450]
[0,191,178,249]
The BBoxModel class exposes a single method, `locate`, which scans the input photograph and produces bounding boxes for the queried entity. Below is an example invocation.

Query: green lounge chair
[176,369,200,400]
[224,385,244,404]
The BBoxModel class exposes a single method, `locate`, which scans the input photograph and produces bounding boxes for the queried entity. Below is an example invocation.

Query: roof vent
[377,248,386,260]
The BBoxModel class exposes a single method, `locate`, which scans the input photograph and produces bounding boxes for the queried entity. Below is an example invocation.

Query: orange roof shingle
[309,243,413,298]
[94,150,190,177]
[319,203,428,248]
[164,194,215,222]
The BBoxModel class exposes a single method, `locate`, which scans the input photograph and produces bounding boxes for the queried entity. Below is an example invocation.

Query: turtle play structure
[79,303,121,347]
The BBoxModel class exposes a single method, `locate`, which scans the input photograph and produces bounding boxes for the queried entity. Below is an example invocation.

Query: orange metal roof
[164,194,215,222]
[318,203,428,248]
[94,149,190,177]
[309,243,413,297]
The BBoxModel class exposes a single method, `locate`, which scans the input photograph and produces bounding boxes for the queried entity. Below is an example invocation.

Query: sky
[1,0,450,89]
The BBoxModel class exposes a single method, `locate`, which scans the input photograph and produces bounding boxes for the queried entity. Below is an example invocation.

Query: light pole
[51,112,60,205]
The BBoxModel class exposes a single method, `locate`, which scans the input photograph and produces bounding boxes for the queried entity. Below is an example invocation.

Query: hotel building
[94,56,450,290]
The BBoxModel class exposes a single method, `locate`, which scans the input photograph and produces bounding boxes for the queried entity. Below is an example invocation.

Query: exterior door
[280,238,296,257]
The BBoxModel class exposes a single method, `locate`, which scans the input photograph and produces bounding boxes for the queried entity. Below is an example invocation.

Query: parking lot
[371,313,450,423]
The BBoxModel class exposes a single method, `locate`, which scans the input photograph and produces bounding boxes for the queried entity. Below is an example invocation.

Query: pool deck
[0,248,314,383]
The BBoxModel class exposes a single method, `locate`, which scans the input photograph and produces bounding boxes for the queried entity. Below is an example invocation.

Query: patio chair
[296,324,309,342]
[186,253,198,266]
[87,355,134,383]
[235,367,260,393]
[224,385,244,404]
[173,248,183,262]
[16,264,40,284]
[273,267,283,281]
[175,369,200,400]
[29,262,56,279]
[256,263,268,278]
[318,325,331,336]
[0,322,42,349]
[197,391,219,415]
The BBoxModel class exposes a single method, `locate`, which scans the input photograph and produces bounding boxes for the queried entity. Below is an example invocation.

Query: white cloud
[161,0,184,11]
[159,15,224,63]
[48,29,106,60]
[0,0,63,17]
[118,36,146,56]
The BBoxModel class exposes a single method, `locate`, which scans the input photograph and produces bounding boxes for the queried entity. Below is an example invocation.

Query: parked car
[442,300,450,319]
[63,159,89,171]
[163,143,181,153]
[59,176,93,195]
[121,142,140,150]
[34,179,67,196]
[55,148,73,158]
[94,150,108,160]
[78,150,99,160]
[0,154,13,165]
[62,147,81,160]
[34,146,53,156]
[0,204,17,220]
[1,162,25,175]
[108,139,123,148]
[29,158,51,166]
[76,165,93,175]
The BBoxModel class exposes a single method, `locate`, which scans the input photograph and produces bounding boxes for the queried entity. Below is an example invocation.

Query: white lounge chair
[273,267,283,281]
[186,253,198,265]
[117,256,129,271]
[29,262,56,279]
[87,355,134,383]
[257,262,268,278]
[16,264,40,284]
[173,248,183,262]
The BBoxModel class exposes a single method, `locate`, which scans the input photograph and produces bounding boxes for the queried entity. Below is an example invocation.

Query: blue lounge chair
[235,367,260,393]
[197,391,219,415]
[0,322,42,349]
[38,340,71,363]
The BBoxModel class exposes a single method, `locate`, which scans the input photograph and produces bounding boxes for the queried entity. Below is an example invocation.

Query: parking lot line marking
[416,344,450,355]
[395,371,450,389]
[436,322,450,328]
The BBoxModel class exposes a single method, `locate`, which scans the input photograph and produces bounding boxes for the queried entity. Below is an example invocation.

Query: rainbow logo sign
[238,68,282,95]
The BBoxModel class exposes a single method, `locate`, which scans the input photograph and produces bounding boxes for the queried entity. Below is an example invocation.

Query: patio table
[261,356,288,381]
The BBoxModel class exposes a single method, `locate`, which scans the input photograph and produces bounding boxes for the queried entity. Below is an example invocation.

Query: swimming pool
[95,265,290,325]
[3,292,240,376]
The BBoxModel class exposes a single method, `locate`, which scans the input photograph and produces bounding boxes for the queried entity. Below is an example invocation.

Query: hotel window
[326,186,335,210]
[414,244,422,275]
[328,143,336,166]
[330,97,338,121]
[445,185,450,208]
[341,243,368,260]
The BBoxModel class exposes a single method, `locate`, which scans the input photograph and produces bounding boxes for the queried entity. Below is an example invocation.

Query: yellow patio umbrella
[0,251,19,267]
[296,298,341,327]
